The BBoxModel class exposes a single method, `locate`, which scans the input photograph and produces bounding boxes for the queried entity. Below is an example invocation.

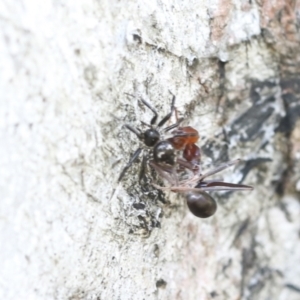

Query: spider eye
[153,141,176,166]
[144,129,160,147]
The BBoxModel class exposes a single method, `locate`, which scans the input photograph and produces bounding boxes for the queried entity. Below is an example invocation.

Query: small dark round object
[186,192,217,218]
[153,141,176,166]
[144,129,160,147]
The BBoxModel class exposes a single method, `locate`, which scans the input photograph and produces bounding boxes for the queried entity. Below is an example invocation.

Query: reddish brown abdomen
[169,126,199,149]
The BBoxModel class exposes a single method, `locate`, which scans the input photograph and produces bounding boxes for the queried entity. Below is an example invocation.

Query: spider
[117,92,184,184]
[151,159,253,218]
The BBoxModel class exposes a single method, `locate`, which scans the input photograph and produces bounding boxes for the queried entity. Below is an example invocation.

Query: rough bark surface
[1,0,300,299]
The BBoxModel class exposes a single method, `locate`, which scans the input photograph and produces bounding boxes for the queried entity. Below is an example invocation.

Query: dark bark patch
[277,92,300,133]
[156,279,167,288]
[285,283,300,293]
[229,97,275,142]
[239,158,272,183]
[133,202,146,210]
[249,81,277,104]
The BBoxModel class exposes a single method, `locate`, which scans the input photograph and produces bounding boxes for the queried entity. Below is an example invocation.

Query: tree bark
[1,0,300,299]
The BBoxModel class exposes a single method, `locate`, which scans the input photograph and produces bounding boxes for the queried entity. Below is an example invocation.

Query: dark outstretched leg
[124,124,143,140]
[139,153,148,184]
[140,98,158,125]
[118,148,143,182]
[125,93,158,125]
[163,117,184,132]
[157,92,176,127]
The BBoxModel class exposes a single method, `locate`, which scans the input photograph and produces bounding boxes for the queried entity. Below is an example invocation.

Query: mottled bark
[1,0,300,299]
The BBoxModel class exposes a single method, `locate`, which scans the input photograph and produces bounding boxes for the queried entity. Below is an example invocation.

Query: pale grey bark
[1,0,300,300]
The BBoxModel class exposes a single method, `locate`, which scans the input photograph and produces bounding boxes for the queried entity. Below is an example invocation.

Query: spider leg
[125,93,158,126]
[118,148,143,182]
[140,121,151,128]
[157,92,176,127]
[163,117,184,132]
[139,152,148,184]
[140,98,158,125]
[124,124,143,140]
[174,106,180,122]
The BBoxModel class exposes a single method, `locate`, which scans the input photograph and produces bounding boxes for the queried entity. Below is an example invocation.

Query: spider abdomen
[153,141,176,166]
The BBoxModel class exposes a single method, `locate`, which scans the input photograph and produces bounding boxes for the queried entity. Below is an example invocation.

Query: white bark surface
[1,0,300,299]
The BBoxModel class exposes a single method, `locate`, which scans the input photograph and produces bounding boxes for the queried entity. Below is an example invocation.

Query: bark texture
[1,0,300,299]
